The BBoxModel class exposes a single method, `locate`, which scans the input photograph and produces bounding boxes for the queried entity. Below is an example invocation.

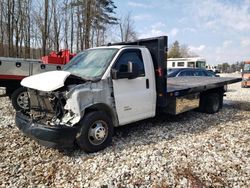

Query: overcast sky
[114,0,250,65]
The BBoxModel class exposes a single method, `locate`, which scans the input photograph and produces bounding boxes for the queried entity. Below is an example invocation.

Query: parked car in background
[167,68,219,77]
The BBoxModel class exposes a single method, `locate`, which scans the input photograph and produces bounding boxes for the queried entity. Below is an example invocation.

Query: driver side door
[112,49,155,125]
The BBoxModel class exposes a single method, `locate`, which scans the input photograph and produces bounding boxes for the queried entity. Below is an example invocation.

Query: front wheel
[76,111,113,153]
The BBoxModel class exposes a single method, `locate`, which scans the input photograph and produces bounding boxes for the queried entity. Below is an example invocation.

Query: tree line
[168,40,245,73]
[217,62,245,73]
[0,0,137,59]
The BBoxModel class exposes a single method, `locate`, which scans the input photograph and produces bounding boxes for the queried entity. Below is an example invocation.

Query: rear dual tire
[204,93,220,114]
[198,93,221,114]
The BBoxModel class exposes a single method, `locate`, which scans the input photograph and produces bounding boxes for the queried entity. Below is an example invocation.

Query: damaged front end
[15,88,80,148]
[15,74,88,149]
[16,74,117,149]
[27,89,76,127]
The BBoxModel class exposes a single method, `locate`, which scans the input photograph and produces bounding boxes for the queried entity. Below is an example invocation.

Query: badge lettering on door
[124,106,132,111]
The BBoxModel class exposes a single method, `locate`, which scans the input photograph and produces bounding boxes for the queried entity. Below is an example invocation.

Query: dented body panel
[62,78,118,126]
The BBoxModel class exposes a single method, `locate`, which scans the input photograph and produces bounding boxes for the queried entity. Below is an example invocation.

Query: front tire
[76,111,113,153]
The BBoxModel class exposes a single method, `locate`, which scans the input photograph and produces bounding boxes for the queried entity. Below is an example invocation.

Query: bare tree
[42,0,49,55]
[84,0,91,49]
[15,0,21,57]
[51,0,62,51]
[0,0,5,56]
[70,1,74,52]
[6,0,15,56]
[0,0,118,58]
[62,0,69,49]
[24,0,31,58]
[119,12,137,42]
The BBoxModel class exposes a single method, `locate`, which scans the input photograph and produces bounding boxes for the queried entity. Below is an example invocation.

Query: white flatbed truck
[15,36,241,153]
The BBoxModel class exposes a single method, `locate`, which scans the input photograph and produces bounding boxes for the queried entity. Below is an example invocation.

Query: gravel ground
[0,74,249,187]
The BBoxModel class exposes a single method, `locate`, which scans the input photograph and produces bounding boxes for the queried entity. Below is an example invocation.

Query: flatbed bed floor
[167,76,242,97]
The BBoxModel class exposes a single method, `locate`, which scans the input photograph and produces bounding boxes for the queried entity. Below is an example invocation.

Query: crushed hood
[21,71,71,92]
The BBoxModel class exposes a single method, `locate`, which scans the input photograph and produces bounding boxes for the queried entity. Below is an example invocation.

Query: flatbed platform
[167,76,242,97]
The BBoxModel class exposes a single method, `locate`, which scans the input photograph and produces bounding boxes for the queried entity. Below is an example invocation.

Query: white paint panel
[112,48,156,125]
[21,71,71,92]
[113,78,153,125]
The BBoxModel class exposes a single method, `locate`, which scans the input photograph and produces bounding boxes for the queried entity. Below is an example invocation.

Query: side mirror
[111,61,139,80]
[127,61,140,79]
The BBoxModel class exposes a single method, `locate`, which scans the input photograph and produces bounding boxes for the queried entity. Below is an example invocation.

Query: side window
[206,71,214,76]
[186,71,194,76]
[178,71,187,76]
[172,62,175,67]
[178,71,185,76]
[195,70,206,76]
[177,62,184,67]
[188,70,195,76]
[188,62,195,68]
[179,70,193,76]
[115,50,145,77]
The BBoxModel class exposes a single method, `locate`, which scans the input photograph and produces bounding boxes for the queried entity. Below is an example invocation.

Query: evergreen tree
[168,41,181,58]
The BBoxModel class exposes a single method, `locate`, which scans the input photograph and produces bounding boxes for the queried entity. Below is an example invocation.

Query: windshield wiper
[69,74,90,82]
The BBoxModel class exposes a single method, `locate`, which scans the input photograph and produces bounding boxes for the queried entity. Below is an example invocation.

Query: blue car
[167,68,219,77]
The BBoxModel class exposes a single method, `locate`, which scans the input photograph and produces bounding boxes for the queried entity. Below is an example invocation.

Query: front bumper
[15,112,79,149]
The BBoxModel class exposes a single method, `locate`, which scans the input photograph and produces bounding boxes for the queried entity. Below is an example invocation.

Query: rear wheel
[11,87,29,111]
[76,111,113,153]
[204,93,220,114]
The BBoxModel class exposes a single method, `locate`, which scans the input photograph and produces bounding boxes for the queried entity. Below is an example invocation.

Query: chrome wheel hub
[95,126,106,140]
[17,92,29,109]
[88,121,108,145]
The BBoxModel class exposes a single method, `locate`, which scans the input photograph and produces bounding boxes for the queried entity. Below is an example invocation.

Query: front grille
[28,89,66,124]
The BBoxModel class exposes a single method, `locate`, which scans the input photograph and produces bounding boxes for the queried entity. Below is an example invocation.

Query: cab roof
[91,45,143,50]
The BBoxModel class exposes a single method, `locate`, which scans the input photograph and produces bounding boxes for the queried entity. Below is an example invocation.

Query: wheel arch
[83,103,119,127]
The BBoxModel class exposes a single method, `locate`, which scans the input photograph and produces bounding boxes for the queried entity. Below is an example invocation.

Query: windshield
[167,68,177,75]
[167,68,180,77]
[64,48,118,79]
[243,63,250,72]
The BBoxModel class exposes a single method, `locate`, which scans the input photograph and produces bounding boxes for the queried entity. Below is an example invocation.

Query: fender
[61,79,118,126]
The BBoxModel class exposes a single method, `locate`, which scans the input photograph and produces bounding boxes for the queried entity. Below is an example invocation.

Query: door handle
[146,79,149,89]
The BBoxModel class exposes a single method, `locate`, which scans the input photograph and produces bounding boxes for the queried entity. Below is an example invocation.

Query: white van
[206,64,220,73]
[167,57,206,69]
